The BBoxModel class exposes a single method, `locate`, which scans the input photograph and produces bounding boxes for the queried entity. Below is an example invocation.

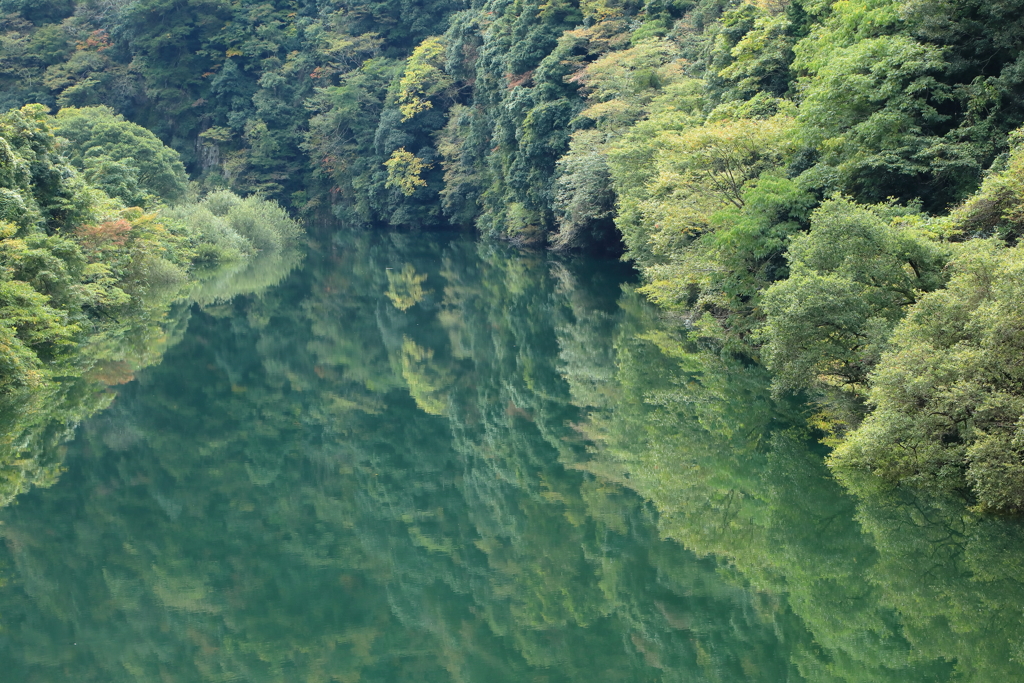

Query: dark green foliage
[2,0,1023,245]
[0,0,72,24]
[304,57,404,223]
[0,103,96,233]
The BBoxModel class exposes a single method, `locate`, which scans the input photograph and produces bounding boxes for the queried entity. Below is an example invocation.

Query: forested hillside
[7,0,1022,234]
[4,0,1024,508]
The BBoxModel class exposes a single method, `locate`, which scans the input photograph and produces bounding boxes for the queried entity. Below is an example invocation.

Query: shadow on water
[0,231,1021,682]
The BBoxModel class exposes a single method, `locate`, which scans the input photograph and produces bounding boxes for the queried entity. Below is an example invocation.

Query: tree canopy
[5,0,1024,507]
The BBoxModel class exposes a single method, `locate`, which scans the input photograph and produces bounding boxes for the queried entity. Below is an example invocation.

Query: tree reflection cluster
[0,233,1021,682]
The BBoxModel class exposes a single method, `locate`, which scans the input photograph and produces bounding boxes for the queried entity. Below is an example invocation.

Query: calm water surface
[1,232,1023,682]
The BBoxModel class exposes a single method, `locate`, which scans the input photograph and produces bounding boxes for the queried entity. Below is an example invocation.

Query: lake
[0,232,1022,682]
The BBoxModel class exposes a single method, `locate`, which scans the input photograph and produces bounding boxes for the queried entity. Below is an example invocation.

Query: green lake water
[1,232,1024,682]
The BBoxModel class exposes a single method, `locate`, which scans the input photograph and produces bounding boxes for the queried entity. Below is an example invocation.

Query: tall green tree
[760,197,949,428]
[54,105,188,207]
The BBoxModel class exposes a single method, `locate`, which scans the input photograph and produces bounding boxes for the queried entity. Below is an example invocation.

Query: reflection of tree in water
[0,232,1022,682]
[0,300,192,509]
[0,245,303,511]
[576,301,1024,682]
[0,233,793,682]
[842,476,1024,683]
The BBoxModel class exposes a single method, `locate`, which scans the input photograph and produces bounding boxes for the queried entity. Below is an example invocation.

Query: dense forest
[3,0,1024,508]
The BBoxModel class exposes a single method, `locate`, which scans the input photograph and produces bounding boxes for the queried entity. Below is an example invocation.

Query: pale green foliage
[605,80,705,265]
[203,190,242,217]
[552,39,692,251]
[797,34,947,148]
[834,239,1024,511]
[638,109,798,256]
[573,38,685,131]
[384,148,430,196]
[221,193,303,254]
[385,263,430,311]
[396,37,453,121]
[793,15,980,206]
[400,336,450,415]
[0,273,75,390]
[163,203,254,263]
[0,105,301,404]
[1,104,99,234]
[0,136,34,227]
[0,318,44,391]
[187,249,303,306]
[162,191,303,263]
[551,130,616,250]
[0,220,81,379]
[792,0,905,71]
[640,172,815,342]
[80,157,146,208]
[0,213,163,391]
